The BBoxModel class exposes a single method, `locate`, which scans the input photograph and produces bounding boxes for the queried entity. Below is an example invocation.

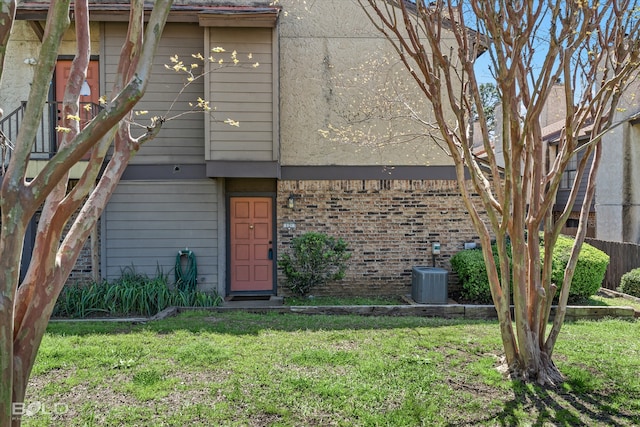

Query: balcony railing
[0,101,100,173]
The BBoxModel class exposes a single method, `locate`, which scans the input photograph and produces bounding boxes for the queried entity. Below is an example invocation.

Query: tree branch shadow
[481,377,637,426]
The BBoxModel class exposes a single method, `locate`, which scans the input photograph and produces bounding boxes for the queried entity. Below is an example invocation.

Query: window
[565,218,579,228]
[560,155,577,190]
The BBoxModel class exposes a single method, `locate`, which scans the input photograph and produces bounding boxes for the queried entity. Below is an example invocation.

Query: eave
[16,3,281,26]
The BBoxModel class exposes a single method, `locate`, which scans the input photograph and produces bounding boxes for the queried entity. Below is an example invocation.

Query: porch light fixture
[287,194,296,209]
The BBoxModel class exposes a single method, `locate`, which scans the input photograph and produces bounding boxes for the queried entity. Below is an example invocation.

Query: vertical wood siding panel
[554,150,595,212]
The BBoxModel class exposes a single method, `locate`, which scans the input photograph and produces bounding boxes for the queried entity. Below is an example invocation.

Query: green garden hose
[175,249,197,292]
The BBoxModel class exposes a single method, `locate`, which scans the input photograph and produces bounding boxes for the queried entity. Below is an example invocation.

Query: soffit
[16,2,280,26]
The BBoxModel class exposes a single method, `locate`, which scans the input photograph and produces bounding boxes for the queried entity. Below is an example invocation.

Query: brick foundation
[67,219,100,285]
[277,179,482,297]
[18,211,99,286]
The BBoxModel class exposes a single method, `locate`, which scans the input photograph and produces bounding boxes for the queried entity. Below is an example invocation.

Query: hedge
[451,235,609,303]
[450,245,502,304]
[619,268,640,298]
[545,235,609,300]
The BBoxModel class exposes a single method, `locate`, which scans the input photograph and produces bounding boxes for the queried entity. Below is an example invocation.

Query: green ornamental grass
[53,268,221,318]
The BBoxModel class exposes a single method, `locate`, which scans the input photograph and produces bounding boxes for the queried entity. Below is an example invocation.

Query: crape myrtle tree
[357,0,640,384]
[0,0,174,423]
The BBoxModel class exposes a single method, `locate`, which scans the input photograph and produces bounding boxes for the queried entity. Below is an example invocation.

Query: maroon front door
[229,197,274,292]
[55,59,100,158]
[55,59,100,106]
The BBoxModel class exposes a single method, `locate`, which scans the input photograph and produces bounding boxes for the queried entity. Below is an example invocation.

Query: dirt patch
[24,367,231,425]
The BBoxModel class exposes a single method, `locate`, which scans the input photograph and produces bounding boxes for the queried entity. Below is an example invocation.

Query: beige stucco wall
[2,1,460,168]
[277,0,454,166]
[595,73,640,243]
[1,21,39,113]
[0,21,101,114]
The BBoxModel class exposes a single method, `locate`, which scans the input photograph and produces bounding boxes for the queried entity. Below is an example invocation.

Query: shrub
[619,268,640,297]
[452,236,608,303]
[53,267,222,318]
[278,232,351,296]
[450,248,494,303]
[545,235,609,301]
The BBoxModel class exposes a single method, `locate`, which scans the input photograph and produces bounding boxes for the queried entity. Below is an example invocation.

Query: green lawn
[23,312,639,426]
[589,294,640,312]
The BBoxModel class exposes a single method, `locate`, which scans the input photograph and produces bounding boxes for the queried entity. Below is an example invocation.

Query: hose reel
[175,248,197,292]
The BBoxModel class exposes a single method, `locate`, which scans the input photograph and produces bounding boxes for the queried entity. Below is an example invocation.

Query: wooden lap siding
[207,27,275,162]
[103,22,206,165]
[102,180,218,292]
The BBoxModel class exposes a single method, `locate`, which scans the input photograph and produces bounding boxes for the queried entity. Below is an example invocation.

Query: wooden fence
[585,238,640,290]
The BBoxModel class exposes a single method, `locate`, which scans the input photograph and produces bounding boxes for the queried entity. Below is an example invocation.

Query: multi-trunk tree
[358,0,640,384]
[0,0,173,424]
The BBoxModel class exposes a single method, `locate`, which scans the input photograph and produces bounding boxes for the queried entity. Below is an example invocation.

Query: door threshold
[223,295,284,308]
[226,295,273,301]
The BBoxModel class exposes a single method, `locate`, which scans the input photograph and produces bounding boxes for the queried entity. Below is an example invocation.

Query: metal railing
[0,101,100,172]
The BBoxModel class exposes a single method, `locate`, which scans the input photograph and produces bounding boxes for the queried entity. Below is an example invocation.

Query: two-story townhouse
[539,79,640,244]
[3,0,483,299]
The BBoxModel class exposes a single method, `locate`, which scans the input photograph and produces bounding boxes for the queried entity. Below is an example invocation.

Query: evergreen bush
[450,248,495,303]
[452,235,608,303]
[619,268,640,297]
[545,235,609,301]
[278,232,351,296]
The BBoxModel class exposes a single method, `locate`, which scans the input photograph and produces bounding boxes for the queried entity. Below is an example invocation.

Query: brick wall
[277,179,482,297]
[18,211,99,286]
[67,218,99,285]
[553,211,597,238]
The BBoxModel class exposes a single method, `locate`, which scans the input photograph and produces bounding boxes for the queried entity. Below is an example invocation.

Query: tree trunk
[357,0,640,386]
[0,219,24,424]
[0,0,173,424]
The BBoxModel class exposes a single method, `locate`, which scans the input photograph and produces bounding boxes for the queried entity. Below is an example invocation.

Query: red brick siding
[277,179,482,297]
[553,211,597,238]
[19,211,98,286]
[65,215,99,285]
[67,220,99,284]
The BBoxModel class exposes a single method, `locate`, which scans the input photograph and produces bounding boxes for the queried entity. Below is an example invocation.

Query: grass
[22,311,640,426]
[587,294,640,312]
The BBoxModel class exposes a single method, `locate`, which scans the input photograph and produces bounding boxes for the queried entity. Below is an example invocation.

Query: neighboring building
[538,80,640,245]
[480,81,597,237]
[542,119,596,238]
[536,79,640,242]
[595,112,640,244]
[2,0,484,298]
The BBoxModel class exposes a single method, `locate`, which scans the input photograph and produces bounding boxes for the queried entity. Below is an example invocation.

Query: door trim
[225,192,277,296]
